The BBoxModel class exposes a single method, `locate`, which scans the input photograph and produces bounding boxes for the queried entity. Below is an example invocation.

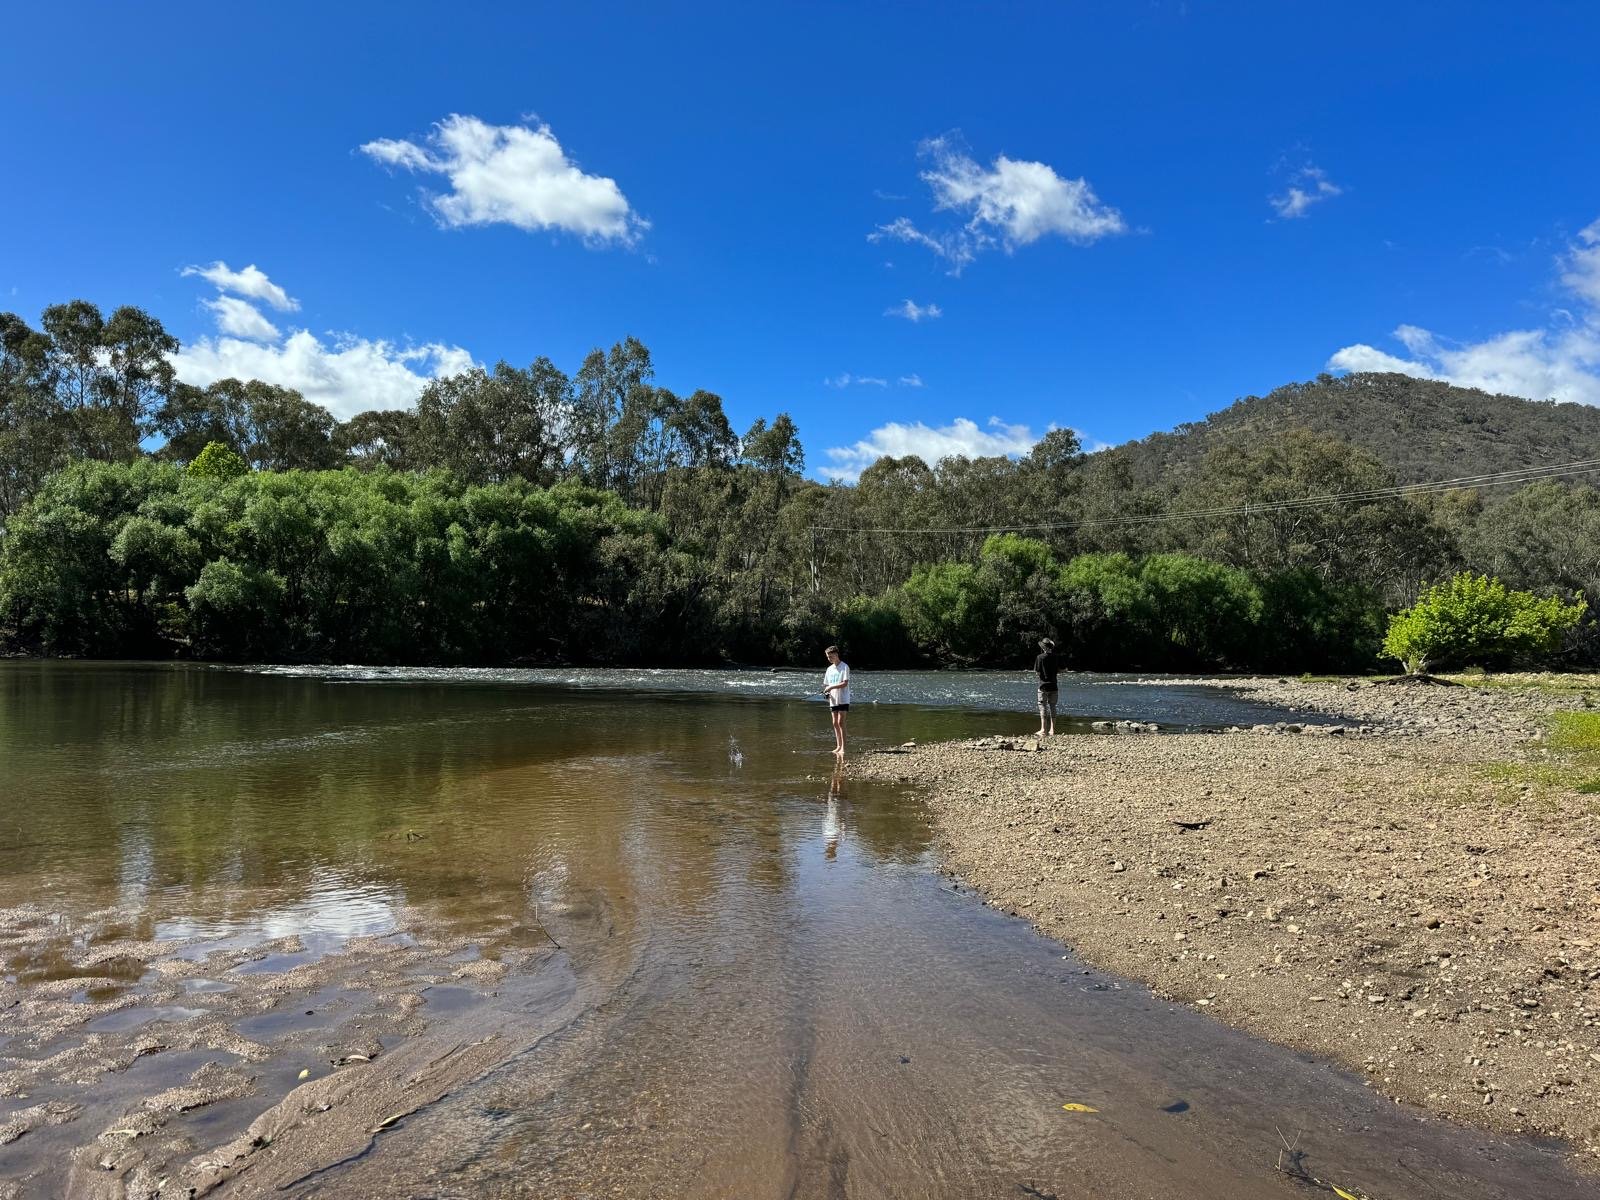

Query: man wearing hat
[1034,638,1059,737]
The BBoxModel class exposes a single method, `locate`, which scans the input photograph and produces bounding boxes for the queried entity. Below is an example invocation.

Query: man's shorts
[830,704,850,713]
[1037,687,1058,707]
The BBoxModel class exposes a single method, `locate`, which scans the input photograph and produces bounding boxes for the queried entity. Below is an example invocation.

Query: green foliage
[1255,569,1383,672]
[0,463,717,663]
[834,593,920,667]
[896,561,997,662]
[1383,572,1587,674]
[1056,552,1153,668]
[187,441,248,481]
[1137,553,1263,669]
[9,297,1600,672]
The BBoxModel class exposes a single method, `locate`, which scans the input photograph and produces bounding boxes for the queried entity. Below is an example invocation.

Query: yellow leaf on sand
[1060,1103,1099,1113]
[297,1068,310,1080]
[1331,1188,1363,1200]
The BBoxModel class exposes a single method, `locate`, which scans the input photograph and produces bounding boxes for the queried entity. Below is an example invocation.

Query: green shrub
[1256,569,1384,673]
[186,440,248,481]
[835,593,921,667]
[1383,572,1586,674]
[897,561,997,662]
[1137,553,1262,669]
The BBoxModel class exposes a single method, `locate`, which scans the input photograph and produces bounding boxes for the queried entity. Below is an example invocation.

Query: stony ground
[855,676,1600,1164]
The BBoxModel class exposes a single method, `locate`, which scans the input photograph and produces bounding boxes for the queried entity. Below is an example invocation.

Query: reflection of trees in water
[3,666,941,974]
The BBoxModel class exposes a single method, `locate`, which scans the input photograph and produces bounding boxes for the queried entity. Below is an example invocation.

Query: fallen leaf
[1060,1103,1099,1113]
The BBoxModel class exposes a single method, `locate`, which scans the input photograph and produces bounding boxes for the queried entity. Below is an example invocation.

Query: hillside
[1106,372,1600,485]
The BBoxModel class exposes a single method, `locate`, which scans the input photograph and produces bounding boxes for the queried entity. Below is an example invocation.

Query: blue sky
[3,1,1598,479]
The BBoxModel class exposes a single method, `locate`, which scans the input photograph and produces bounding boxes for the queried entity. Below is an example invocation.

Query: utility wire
[810,456,1600,536]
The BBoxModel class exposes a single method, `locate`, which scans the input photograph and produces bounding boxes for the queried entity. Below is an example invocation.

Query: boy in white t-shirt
[822,645,850,760]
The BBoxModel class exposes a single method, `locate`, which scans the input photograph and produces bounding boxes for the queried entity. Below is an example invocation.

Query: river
[0,661,1587,1198]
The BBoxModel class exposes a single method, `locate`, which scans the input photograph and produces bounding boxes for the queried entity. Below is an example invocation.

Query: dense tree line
[4,298,1598,670]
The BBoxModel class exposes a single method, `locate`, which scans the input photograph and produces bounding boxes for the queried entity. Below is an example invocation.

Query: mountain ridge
[1101,372,1600,486]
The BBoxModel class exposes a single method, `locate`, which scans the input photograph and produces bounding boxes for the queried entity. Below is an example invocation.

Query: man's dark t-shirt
[1034,651,1059,691]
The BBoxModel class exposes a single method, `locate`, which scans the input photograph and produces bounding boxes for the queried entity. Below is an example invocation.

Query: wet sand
[854,676,1600,1167]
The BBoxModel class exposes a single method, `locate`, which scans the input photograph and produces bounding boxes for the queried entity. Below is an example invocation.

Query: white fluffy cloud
[898,374,924,388]
[174,265,476,418]
[203,295,280,342]
[1562,218,1600,306]
[174,332,475,419]
[871,136,1126,274]
[1328,217,1600,405]
[821,416,1040,482]
[180,261,298,311]
[361,114,647,245]
[1269,163,1342,220]
[885,299,942,322]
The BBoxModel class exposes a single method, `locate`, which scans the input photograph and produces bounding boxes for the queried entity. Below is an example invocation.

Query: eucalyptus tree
[158,379,339,470]
[0,311,64,526]
[415,358,569,485]
[337,408,422,471]
[38,300,177,461]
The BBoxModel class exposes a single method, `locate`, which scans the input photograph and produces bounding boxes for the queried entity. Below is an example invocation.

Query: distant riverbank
[855,676,1600,1165]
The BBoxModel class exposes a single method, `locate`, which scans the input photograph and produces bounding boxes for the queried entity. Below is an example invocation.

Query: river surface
[0,661,1589,1198]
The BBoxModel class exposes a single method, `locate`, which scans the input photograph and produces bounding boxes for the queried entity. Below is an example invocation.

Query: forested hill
[1105,373,1600,486]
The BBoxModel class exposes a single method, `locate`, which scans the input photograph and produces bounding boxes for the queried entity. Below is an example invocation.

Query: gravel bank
[854,678,1600,1164]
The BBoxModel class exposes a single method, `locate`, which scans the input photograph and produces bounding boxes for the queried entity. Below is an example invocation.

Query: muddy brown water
[0,661,1591,1198]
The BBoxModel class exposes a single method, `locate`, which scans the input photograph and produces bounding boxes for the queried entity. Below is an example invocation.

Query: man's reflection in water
[824,769,844,861]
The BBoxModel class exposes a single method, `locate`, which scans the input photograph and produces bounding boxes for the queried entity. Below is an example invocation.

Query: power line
[810,456,1600,536]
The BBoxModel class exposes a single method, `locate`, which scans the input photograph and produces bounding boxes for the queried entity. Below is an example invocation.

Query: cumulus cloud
[821,416,1040,482]
[871,135,1126,274]
[1269,163,1342,220]
[361,114,647,245]
[885,299,942,322]
[1328,217,1600,406]
[898,374,924,387]
[174,332,476,419]
[202,295,280,342]
[174,263,476,418]
[180,261,298,311]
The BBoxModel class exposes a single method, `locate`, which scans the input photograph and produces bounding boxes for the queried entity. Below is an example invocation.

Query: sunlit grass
[1475,709,1600,815]
[1548,710,1600,751]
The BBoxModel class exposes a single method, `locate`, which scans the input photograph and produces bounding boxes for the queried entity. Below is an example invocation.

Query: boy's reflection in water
[824,769,844,861]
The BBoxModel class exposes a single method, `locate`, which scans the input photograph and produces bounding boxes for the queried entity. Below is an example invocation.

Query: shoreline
[854,676,1600,1165]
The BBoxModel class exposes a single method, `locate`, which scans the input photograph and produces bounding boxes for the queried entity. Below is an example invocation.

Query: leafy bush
[1137,553,1262,669]
[896,561,997,662]
[1056,552,1153,669]
[834,593,921,667]
[1382,572,1587,674]
[186,440,248,480]
[1255,569,1384,673]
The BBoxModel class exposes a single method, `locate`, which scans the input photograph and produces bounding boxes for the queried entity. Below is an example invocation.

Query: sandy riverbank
[854,676,1600,1164]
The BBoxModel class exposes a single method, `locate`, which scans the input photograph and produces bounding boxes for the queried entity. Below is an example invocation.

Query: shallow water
[0,661,1589,1198]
